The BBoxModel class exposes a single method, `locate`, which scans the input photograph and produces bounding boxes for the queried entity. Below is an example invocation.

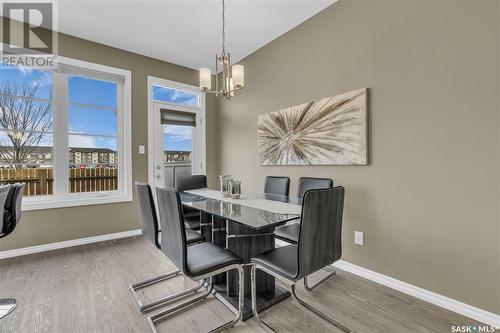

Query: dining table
[180,188,301,320]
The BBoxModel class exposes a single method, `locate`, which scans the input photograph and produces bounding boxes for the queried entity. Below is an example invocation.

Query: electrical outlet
[354,231,364,246]
[138,145,145,154]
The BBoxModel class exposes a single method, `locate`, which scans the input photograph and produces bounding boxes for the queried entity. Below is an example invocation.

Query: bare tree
[0,81,52,168]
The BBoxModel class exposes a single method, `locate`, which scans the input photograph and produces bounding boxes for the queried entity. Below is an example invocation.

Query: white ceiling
[58,0,337,72]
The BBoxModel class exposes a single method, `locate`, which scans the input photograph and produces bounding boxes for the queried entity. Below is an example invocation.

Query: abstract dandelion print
[258,88,367,165]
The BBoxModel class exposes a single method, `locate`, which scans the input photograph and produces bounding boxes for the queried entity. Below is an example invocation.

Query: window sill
[21,192,133,211]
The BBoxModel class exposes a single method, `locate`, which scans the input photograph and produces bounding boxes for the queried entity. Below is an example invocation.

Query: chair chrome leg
[148,281,215,333]
[147,264,245,333]
[251,265,277,333]
[251,263,353,333]
[0,298,17,319]
[129,269,205,312]
[304,266,336,292]
[291,283,354,333]
[209,266,244,333]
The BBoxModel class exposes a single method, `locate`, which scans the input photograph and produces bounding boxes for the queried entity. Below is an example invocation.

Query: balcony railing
[164,162,192,188]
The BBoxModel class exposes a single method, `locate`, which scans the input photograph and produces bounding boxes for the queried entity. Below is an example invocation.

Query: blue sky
[0,65,192,151]
[0,64,53,99]
[153,85,197,107]
[163,125,192,152]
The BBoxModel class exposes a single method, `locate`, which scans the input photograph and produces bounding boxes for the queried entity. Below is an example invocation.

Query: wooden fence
[69,168,118,193]
[0,167,118,196]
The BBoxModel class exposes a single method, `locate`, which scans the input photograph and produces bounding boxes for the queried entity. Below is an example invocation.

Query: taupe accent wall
[216,1,500,314]
[0,26,218,251]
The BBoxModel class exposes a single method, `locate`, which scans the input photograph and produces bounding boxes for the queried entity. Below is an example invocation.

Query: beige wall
[216,1,500,314]
[0,27,218,251]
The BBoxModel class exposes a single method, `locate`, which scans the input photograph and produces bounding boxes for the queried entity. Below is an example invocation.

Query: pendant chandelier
[199,0,244,100]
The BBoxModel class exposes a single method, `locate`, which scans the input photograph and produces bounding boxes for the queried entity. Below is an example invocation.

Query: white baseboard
[333,260,500,328]
[0,229,142,260]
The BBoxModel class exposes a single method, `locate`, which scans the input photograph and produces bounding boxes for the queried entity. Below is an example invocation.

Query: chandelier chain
[222,0,225,53]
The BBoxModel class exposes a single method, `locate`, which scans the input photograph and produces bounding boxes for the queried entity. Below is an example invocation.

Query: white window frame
[16,56,132,211]
[147,76,206,189]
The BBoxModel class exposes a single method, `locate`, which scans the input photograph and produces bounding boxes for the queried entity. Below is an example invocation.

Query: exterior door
[152,102,205,189]
[148,77,206,191]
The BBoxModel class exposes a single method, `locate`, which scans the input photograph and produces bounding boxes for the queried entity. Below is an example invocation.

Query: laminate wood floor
[0,236,479,333]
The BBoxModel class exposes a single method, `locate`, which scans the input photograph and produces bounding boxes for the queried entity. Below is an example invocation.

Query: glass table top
[180,189,301,230]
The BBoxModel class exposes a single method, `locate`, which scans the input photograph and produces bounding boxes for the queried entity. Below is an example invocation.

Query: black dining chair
[0,185,12,240]
[264,176,290,197]
[148,186,245,333]
[251,187,353,333]
[175,175,207,230]
[274,177,336,291]
[275,177,333,243]
[129,182,205,313]
[0,183,24,238]
[0,183,25,320]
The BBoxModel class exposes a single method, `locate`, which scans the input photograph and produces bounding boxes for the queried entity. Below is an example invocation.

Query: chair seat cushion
[252,245,298,281]
[274,223,299,243]
[187,242,242,277]
[158,229,204,247]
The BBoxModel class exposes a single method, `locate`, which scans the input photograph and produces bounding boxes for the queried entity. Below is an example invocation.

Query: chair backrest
[297,177,333,204]
[296,187,344,280]
[135,182,160,249]
[10,183,24,224]
[0,185,10,208]
[1,183,25,237]
[175,175,207,192]
[155,186,188,275]
[264,176,290,197]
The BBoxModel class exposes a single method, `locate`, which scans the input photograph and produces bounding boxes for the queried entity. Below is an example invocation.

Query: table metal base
[213,283,290,321]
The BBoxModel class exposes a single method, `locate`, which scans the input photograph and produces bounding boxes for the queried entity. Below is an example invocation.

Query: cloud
[18,66,33,75]
[69,135,96,148]
[163,125,192,143]
[170,90,196,104]
[30,71,52,88]
[154,86,197,106]
[69,134,117,150]
[69,128,85,134]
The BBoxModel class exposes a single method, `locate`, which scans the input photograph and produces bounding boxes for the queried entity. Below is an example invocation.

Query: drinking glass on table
[229,180,241,199]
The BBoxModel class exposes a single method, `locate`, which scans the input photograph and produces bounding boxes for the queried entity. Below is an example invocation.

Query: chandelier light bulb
[199,68,212,90]
[232,65,244,88]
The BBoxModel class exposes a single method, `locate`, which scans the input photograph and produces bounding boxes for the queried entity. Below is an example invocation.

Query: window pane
[67,76,118,193]
[68,105,117,136]
[68,76,117,108]
[163,125,192,163]
[0,64,53,100]
[0,130,54,196]
[0,63,54,197]
[153,85,198,107]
